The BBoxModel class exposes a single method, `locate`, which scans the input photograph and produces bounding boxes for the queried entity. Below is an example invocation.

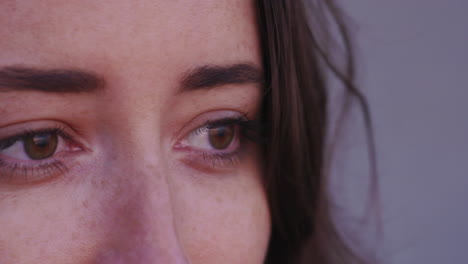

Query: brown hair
[256,0,376,263]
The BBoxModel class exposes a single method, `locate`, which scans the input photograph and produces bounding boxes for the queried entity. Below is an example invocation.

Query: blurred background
[333,0,468,263]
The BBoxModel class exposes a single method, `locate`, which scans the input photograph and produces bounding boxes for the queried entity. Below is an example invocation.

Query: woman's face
[0,0,270,263]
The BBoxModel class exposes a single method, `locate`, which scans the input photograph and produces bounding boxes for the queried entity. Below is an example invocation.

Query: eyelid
[172,110,250,145]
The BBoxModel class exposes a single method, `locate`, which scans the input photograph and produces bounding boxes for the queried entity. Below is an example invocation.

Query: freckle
[101,178,108,185]
[78,215,87,226]
[110,153,119,162]
[144,163,156,171]
[90,178,99,188]
[86,218,99,230]
[8,196,19,207]
[71,232,79,240]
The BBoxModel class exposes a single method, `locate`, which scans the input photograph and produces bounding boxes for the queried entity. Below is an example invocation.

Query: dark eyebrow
[180,63,263,92]
[0,66,105,93]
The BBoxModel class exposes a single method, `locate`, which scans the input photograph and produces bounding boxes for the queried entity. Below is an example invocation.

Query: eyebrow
[0,63,263,94]
[0,66,104,93]
[180,63,263,92]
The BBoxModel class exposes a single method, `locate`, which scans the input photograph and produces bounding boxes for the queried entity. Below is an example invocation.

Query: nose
[94,155,190,264]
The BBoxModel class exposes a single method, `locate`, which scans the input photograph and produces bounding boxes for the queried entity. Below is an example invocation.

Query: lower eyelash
[0,159,68,184]
[201,151,241,168]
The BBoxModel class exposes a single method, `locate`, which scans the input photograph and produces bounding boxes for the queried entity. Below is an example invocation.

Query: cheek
[0,155,271,264]
[168,161,271,263]
[0,186,103,263]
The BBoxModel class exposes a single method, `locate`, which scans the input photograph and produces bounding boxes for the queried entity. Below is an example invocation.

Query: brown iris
[208,125,235,149]
[23,133,58,160]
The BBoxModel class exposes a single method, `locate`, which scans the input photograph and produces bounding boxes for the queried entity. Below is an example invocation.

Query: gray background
[338,0,468,263]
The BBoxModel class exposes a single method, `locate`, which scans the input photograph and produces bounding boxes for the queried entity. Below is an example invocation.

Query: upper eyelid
[191,117,246,135]
[171,110,249,143]
[0,127,65,143]
[0,127,66,146]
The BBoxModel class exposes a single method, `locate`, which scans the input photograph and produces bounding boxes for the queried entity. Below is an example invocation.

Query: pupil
[24,133,58,160]
[216,128,226,137]
[34,135,50,148]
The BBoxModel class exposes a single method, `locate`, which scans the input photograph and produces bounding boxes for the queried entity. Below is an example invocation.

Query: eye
[0,124,85,185]
[173,111,263,172]
[184,122,240,152]
[0,130,66,161]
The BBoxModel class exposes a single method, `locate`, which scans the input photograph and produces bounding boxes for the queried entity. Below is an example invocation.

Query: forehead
[0,0,260,72]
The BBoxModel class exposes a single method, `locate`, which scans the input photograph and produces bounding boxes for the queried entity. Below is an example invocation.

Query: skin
[0,0,271,263]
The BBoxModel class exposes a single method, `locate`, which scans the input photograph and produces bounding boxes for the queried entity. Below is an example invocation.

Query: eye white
[185,128,214,149]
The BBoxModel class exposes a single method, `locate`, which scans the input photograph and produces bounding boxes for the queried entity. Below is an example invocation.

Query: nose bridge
[96,144,189,263]
[93,82,190,262]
